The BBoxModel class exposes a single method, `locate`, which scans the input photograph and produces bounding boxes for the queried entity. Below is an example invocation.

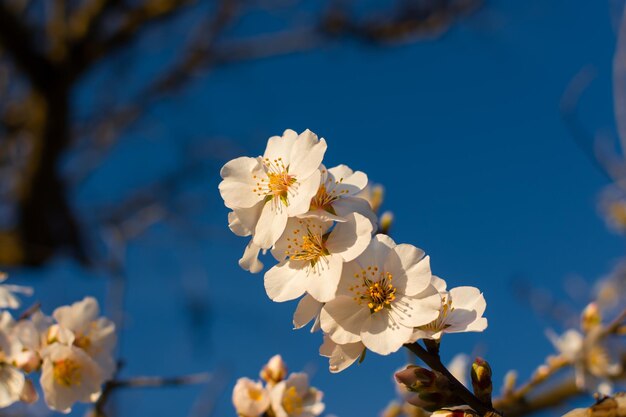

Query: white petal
[320,296,369,344]
[293,295,323,329]
[449,286,486,314]
[264,130,297,165]
[306,254,343,302]
[0,289,20,309]
[228,202,264,237]
[239,240,264,273]
[253,201,288,249]
[326,212,373,262]
[327,165,368,196]
[287,169,321,216]
[298,209,347,223]
[386,246,430,296]
[393,285,442,327]
[431,275,447,292]
[264,261,309,302]
[53,297,99,332]
[219,157,264,209]
[353,234,395,271]
[288,131,327,179]
[332,197,378,229]
[360,313,413,355]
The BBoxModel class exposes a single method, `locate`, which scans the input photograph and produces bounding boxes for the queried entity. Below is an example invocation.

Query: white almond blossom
[320,234,441,355]
[52,297,117,380]
[40,343,104,413]
[0,273,33,309]
[548,328,621,395]
[270,372,324,417]
[219,129,327,249]
[232,377,271,417]
[265,212,372,302]
[319,335,365,373]
[411,276,487,341]
[302,165,377,227]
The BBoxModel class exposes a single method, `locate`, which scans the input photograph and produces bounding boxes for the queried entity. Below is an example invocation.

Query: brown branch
[0,2,56,90]
[93,372,212,417]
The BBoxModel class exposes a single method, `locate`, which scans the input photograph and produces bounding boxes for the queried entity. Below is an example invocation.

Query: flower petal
[320,296,369,344]
[264,261,309,302]
[306,254,343,302]
[239,240,264,273]
[326,212,373,262]
[393,285,442,327]
[287,169,321,216]
[386,245,430,296]
[219,157,264,209]
[288,130,327,179]
[293,295,323,330]
[332,197,378,229]
[360,313,413,355]
[253,201,288,249]
[327,165,368,196]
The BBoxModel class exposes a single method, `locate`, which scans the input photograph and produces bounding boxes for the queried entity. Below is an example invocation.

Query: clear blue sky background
[8,0,626,416]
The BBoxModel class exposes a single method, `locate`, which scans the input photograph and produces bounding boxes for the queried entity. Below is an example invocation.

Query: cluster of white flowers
[232,355,324,417]
[219,129,488,372]
[547,303,622,396]
[0,276,116,413]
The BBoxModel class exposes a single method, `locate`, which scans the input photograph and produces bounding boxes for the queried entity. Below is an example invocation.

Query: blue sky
[8,0,626,416]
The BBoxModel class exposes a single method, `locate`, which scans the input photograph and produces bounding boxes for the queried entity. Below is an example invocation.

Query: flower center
[248,386,264,402]
[310,170,349,211]
[53,359,81,387]
[282,386,304,415]
[253,158,296,203]
[420,295,453,332]
[350,267,397,313]
[74,333,91,351]
[283,220,328,266]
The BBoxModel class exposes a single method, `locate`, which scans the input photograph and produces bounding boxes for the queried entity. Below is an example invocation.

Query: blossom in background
[411,276,487,341]
[40,343,105,413]
[0,273,33,309]
[547,328,621,395]
[232,377,271,417]
[265,212,372,302]
[52,297,117,380]
[270,372,324,417]
[219,129,327,249]
[303,164,377,227]
[233,356,325,417]
[261,355,287,386]
[320,234,441,355]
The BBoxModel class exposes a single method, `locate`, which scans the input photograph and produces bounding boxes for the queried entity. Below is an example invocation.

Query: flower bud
[395,366,436,391]
[581,302,602,332]
[471,358,492,405]
[379,211,394,234]
[501,370,517,395]
[260,354,287,386]
[370,185,384,213]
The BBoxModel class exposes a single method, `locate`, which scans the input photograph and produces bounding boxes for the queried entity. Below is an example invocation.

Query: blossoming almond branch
[220,129,497,416]
[0,276,210,415]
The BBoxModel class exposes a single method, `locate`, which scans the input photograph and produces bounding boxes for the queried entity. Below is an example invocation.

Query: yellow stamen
[53,359,81,387]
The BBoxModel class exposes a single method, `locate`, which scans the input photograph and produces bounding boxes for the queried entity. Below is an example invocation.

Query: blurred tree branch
[0,0,481,267]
